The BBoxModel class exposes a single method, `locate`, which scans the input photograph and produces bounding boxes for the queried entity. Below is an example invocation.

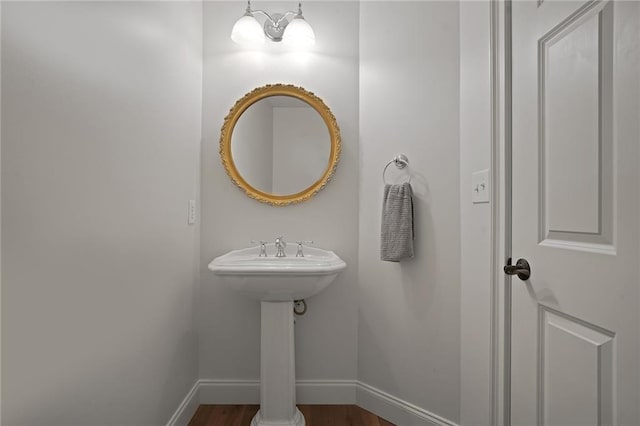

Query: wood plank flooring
[188,405,395,426]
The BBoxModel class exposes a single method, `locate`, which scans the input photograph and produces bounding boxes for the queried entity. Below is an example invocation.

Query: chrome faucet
[275,236,287,257]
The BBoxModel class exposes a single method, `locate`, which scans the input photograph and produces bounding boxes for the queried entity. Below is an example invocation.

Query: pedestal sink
[208,244,346,426]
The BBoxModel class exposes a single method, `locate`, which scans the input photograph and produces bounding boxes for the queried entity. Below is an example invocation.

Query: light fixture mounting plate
[264,13,289,42]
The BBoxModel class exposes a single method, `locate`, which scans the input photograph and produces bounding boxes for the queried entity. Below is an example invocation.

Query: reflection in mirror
[231,96,330,196]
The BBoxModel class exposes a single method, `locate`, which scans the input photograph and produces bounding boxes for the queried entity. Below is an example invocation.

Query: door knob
[504,258,531,281]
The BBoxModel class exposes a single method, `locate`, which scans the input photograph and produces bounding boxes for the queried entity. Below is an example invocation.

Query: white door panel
[510,0,639,425]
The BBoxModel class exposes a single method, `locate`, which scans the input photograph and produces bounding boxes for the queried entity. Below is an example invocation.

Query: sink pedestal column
[251,301,305,426]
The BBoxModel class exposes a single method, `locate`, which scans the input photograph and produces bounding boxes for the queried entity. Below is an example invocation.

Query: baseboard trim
[167,379,458,426]
[199,379,260,404]
[297,379,358,404]
[166,381,200,426]
[198,379,357,405]
[356,381,458,426]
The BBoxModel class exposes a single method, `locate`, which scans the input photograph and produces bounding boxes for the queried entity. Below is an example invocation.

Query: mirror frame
[220,84,341,206]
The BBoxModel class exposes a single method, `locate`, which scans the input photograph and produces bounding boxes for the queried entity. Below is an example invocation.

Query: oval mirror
[220,84,341,205]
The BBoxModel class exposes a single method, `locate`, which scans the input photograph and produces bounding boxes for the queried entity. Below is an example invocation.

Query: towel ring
[382,154,411,184]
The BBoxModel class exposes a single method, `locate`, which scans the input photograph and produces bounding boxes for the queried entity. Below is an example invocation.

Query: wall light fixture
[231,1,315,48]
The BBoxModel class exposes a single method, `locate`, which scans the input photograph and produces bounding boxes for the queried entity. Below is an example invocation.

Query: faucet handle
[295,240,314,257]
[250,240,268,257]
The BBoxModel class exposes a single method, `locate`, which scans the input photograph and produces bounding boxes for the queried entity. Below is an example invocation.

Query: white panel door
[510,0,639,425]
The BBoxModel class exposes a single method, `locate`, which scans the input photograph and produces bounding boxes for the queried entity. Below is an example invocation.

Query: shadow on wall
[6,325,196,425]
[383,168,438,319]
[357,315,399,395]
[158,331,199,422]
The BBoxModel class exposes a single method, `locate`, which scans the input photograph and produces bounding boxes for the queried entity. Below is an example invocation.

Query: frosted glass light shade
[282,17,315,48]
[231,15,265,46]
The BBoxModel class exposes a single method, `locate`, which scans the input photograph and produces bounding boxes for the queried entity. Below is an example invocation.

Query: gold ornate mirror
[220,84,341,206]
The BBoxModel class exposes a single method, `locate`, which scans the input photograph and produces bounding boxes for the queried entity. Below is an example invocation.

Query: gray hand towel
[380,182,414,262]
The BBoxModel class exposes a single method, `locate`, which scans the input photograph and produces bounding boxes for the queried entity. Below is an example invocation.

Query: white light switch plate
[472,170,490,204]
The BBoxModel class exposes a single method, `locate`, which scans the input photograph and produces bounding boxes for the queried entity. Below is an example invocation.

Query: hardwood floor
[188,405,395,426]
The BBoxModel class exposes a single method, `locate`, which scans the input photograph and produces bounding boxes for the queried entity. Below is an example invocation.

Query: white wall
[358,2,461,424]
[200,1,359,386]
[459,2,493,425]
[1,2,202,424]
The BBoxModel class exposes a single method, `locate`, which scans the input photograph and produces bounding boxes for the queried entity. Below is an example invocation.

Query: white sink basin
[208,244,346,301]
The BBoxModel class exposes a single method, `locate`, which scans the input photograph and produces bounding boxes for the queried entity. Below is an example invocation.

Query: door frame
[489,1,512,425]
